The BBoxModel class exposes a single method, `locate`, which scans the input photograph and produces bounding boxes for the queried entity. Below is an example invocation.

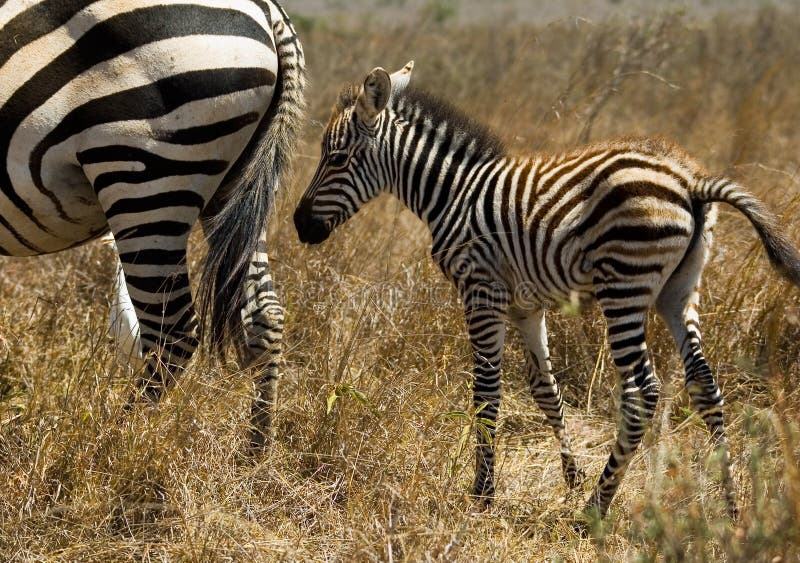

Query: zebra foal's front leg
[462,281,509,504]
[237,237,284,449]
[511,310,584,488]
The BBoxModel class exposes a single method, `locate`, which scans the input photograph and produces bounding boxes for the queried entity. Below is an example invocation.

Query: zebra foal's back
[483,137,709,306]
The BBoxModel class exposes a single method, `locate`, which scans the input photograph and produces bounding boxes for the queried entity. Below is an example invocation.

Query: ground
[1,3,800,561]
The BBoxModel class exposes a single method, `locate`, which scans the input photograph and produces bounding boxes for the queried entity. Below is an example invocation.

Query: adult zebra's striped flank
[294,62,800,520]
[0,0,305,447]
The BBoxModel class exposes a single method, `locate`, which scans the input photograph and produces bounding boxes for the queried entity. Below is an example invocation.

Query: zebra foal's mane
[333,82,506,159]
[395,87,506,158]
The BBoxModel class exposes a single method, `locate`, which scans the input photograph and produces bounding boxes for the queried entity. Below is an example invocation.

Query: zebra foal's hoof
[469,494,494,513]
[727,499,740,522]
[564,463,587,490]
[571,511,600,539]
[571,517,590,538]
[469,484,495,512]
[572,503,604,538]
[470,478,495,511]
[248,401,275,452]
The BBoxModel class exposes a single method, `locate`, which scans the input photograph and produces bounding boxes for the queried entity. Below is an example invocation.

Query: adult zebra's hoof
[248,426,274,452]
[124,381,163,411]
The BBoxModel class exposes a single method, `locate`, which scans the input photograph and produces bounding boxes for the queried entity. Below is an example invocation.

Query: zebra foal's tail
[692,176,800,286]
[198,4,306,356]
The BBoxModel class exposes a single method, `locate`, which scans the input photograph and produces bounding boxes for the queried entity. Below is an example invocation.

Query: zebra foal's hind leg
[586,299,660,520]
[511,309,584,488]
[656,225,737,517]
[657,285,736,517]
[236,237,284,449]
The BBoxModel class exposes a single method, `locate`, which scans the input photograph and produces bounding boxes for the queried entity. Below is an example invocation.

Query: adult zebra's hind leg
[237,238,284,449]
[113,232,199,401]
[102,235,143,365]
[586,300,660,520]
[511,310,584,488]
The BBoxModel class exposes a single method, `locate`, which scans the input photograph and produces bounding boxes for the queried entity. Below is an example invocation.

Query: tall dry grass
[2,6,800,561]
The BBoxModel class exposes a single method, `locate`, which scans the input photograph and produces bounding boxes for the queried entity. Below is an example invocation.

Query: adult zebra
[0,0,305,447]
[294,62,800,520]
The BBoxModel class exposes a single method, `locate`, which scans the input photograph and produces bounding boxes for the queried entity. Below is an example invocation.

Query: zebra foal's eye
[328,152,348,168]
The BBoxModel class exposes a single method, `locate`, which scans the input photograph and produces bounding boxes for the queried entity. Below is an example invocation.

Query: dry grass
[2,7,800,561]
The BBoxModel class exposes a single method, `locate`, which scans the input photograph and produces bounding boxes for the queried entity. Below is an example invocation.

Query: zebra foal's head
[294,61,414,244]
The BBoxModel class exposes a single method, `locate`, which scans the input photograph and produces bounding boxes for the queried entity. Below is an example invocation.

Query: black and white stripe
[0,0,305,446]
[294,62,800,519]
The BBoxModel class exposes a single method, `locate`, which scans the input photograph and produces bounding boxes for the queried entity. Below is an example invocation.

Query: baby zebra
[293,62,800,520]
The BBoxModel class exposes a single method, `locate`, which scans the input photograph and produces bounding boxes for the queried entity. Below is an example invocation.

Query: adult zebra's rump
[294,62,800,521]
[0,0,305,446]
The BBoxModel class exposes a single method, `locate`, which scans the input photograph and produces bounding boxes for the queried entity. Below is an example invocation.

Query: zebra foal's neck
[382,88,507,230]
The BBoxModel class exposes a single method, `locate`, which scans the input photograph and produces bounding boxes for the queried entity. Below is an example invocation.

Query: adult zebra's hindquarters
[198,5,306,448]
[294,62,800,520]
[0,1,305,447]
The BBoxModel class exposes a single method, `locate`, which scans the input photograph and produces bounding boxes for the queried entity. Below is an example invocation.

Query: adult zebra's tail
[199,5,306,356]
[692,177,800,286]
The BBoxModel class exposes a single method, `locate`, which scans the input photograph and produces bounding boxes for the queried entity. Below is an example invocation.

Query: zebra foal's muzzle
[293,203,331,245]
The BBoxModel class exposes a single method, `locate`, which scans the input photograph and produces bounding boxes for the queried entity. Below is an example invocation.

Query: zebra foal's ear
[390,60,414,94]
[356,67,391,123]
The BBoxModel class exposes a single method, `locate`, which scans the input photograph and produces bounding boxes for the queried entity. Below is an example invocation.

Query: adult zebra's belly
[0,159,107,256]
